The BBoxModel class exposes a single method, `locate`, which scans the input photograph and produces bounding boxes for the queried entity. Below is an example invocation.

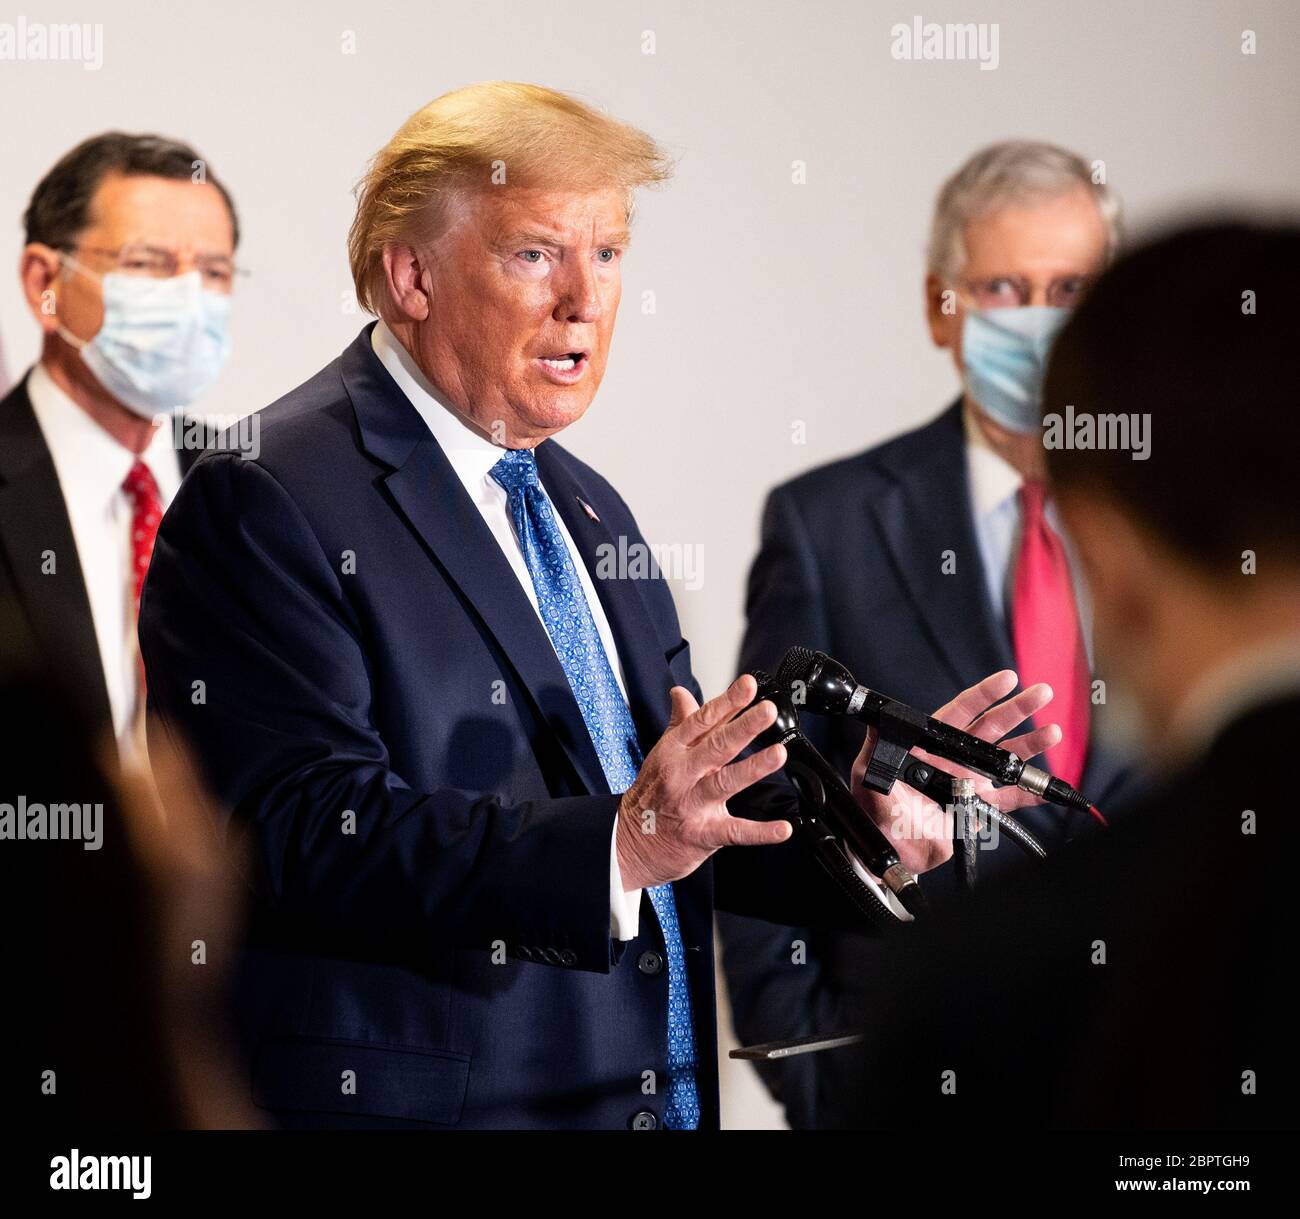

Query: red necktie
[1011,479,1090,788]
[122,459,163,624]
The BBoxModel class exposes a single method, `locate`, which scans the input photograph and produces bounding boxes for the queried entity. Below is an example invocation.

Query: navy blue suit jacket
[0,374,209,744]
[717,401,1147,1127]
[139,325,857,1130]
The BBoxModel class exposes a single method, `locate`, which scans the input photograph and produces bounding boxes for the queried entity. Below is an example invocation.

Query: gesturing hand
[615,675,793,891]
[850,669,1061,876]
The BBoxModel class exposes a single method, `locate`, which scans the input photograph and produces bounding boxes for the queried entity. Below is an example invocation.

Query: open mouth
[533,350,590,384]
[536,351,588,372]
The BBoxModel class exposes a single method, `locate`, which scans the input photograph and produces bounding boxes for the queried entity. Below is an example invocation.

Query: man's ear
[381,245,432,322]
[20,244,64,333]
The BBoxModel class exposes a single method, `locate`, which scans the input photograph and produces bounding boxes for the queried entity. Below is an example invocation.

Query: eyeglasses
[61,242,247,294]
[957,274,1093,310]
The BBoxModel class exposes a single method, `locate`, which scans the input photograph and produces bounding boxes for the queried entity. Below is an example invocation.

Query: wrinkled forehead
[83,172,235,255]
[960,187,1107,277]
[454,182,633,248]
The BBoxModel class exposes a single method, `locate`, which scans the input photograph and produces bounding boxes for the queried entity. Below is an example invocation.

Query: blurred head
[349,81,673,448]
[924,141,1120,472]
[1043,220,1300,753]
[19,132,239,424]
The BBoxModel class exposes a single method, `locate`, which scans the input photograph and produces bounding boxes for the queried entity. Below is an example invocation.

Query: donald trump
[140,82,1058,1129]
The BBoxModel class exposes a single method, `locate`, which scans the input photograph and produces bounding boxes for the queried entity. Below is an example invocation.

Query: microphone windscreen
[775,645,815,691]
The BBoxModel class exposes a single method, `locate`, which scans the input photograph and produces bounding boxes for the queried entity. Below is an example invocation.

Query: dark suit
[717,401,1145,1127]
[0,373,208,742]
[138,325,862,1130]
[821,692,1299,1129]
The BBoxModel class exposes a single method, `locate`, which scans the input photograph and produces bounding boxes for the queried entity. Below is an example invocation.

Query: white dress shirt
[369,322,644,939]
[963,405,1094,668]
[27,362,181,760]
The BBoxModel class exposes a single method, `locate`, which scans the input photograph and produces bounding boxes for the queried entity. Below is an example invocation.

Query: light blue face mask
[960,305,1069,433]
[59,256,232,418]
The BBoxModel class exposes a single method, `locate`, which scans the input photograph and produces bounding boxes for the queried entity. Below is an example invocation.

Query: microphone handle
[780,732,904,881]
[900,758,1050,861]
[746,666,926,908]
[852,687,1026,786]
[868,697,1097,816]
[785,649,1101,817]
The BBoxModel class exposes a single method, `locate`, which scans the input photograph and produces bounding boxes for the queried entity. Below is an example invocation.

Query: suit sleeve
[140,453,620,972]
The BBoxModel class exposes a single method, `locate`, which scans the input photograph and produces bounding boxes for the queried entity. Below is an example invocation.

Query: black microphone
[775,646,1102,821]
[746,670,927,915]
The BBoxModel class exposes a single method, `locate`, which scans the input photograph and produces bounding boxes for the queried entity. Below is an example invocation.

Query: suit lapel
[871,403,1139,824]
[535,448,724,973]
[345,330,622,799]
[345,329,739,979]
[535,442,677,755]
[868,401,1013,689]
[0,377,113,734]
[533,450,720,953]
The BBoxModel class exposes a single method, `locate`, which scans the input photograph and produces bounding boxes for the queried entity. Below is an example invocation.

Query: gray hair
[927,140,1122,281]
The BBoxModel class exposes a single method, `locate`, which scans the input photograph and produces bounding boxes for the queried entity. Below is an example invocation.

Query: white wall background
[3,0,1296,1127]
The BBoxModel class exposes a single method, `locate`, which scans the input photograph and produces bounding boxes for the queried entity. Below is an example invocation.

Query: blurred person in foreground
[821,219,1300,1128]
[0,622,257,1128]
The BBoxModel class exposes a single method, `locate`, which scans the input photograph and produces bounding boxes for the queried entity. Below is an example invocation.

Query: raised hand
[850,669,1059,875]
[615,675,792,891]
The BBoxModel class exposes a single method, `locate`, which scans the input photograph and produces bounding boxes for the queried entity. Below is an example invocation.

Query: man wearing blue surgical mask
[0,132,239,761]
[719,140,1148,1128]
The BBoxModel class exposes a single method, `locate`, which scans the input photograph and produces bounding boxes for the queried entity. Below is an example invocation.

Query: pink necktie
[1011,480,1089,788]
[122,460,162,694]
[122,460,163,617]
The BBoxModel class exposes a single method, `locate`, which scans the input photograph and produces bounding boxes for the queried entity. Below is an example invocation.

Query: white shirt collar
[26,361,180,504]
[370,320,508,493]
[962,402,1023,520]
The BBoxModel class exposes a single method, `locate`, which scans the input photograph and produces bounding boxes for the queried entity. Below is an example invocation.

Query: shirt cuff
[610,818,642,940]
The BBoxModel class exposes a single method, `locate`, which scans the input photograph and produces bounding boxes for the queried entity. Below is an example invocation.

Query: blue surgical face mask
[960,305,1069,433]
[58,256,232,418]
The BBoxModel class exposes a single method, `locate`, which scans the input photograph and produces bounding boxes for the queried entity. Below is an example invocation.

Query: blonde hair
[927,140,1122,282]
[348,81,675,315]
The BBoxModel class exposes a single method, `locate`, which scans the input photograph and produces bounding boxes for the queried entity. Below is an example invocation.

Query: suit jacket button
[637,950,665,975]
[630,1110,658,1131]
[559,949,577,966]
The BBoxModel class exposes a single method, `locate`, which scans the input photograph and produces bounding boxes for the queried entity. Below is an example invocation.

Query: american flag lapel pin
[576,495,601,523]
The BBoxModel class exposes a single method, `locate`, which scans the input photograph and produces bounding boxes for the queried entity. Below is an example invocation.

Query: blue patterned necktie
[490,447,700,1130]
